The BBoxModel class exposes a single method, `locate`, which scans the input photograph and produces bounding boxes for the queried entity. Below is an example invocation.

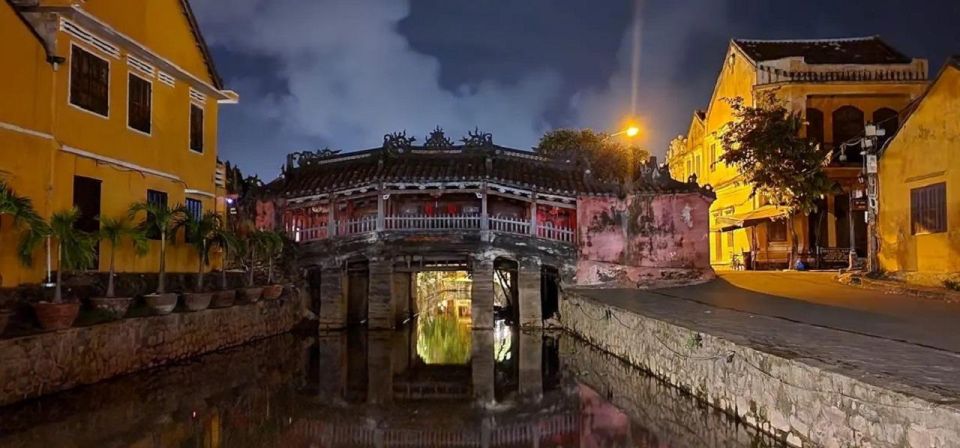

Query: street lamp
[609,124,642,139]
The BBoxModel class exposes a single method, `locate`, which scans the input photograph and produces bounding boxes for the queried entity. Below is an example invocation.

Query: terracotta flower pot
[90,297,133,320]
[240,287,263,304]
[145,293,178,315]
[183,292,213,312]
[33,302,80,331]
[262,284,284,300]
[211,289,236,308]
[0,310,12,336]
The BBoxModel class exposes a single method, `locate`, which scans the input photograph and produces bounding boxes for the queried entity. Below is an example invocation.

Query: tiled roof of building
[270,144,706,199]
[733,36,912,65]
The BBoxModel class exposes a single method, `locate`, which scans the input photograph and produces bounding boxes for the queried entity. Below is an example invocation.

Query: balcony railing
[289,214,575,244]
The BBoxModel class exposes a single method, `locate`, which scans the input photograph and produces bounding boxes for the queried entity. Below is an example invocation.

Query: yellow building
[877,57,960,282]
[0,0,237,287]
[669,37,928,270]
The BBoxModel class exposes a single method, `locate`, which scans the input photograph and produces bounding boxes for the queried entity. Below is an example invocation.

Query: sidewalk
[569,272,960,401]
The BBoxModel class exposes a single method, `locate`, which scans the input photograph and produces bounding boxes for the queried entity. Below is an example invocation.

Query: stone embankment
[0,294,302,407]
[561,292,960,447]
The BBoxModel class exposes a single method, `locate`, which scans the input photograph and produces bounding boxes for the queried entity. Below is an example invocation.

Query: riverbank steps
[0,293,302,406]
[560,292,960,447]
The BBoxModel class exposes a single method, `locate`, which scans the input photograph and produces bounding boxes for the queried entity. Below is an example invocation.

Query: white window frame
[126,71,153,137]
[68,42,111,119]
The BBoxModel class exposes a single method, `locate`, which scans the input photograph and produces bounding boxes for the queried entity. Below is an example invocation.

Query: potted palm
[130,201,185,315]
[209,218,238,307]
[182,211,221,311]
[1,181,46,334]
[260,230,285,300]
[32,208,95,331]
[91,216,148,319]
[237,220,263,303]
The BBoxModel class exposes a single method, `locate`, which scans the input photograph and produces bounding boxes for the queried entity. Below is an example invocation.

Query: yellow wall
[878,64,960,275]
[680,42,928,268]
[0,1,229,287]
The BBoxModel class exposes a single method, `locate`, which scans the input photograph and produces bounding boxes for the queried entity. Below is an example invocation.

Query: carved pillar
[318,265,346,330]
[518,330,542,400]
[377,188,386,231]
[529,200,538,236]
[518,257,542,328]
[368,258,395,330]
[327,198,336,237]
[480,185,489,231]
[470,256,495,330]
[471,329,495,404]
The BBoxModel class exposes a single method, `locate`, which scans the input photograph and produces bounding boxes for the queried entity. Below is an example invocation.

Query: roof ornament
[424,126,454,148]
[383,130,416,153]
[286,148,341,170]
[461,127,493,148]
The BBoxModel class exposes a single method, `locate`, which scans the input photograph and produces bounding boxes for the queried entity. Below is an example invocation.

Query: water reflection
[0,327,783,447]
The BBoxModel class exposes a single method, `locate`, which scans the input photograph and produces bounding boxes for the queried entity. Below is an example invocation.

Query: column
[518,257,542,328]
[528,200,538,236]
[471,329,495,404]
[368,258,395,330]
[518,330,543,400]
[471,256,495,330]
[392,271,412,325]
[480,186,489,231]
[327,199,337,237]
[367,331,394,405]
[318,265,346,330]
[316,332,347,402]
[376,190,386,231]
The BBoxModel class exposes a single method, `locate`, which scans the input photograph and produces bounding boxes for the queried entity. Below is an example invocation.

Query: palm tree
[129,201,185,294]
[47,208,96,303]
[0,181,47,268]
[98,216,148,298]
[209,220,238,291]
[260,230,284,284]
[182,211,223,292]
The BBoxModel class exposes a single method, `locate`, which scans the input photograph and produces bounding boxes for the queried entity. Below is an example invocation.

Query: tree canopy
[719,93,833,216]
[535,129,650,184]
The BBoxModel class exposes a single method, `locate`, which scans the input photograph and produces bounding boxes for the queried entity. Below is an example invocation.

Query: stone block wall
[576,192,714,287]
[0,295,302,407]
[561,293,960,447]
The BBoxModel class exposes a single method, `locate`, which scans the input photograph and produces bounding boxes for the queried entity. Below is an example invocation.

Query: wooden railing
[288,214,575,244]
[385,214,481,230]
[488,216,530,235]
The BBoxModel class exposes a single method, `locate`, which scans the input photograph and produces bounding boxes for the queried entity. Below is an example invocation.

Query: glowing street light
[625,126,640,137]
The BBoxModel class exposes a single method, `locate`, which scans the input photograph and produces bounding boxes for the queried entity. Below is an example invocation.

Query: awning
[717,205,788,232]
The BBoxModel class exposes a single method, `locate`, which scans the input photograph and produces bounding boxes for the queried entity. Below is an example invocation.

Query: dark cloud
[193,0,960,177]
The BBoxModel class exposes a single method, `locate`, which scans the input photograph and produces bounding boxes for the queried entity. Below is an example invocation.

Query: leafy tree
[98,216,148,298]
[129,201,186,294]
[0,181,47,267]
[719,93,834,264]
[535,129,650,184]
[208,218,238,291]
[259,230,284,284]
[47,209,96,303]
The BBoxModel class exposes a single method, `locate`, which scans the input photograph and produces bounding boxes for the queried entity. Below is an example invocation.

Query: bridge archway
[493,257,519,324]
[346,257,370,325]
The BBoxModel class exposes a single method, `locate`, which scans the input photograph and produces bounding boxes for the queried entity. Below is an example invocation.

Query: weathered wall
[576,192,714,287]
[878,62,960,278]
[0,295,302,406]
[561,293,960,447]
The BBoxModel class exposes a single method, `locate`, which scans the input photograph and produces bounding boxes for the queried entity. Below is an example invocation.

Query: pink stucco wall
[576,193,714,287]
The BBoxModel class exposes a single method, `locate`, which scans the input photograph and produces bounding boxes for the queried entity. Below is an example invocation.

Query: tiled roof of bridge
[270,145,705,198]
[733,36,913,65]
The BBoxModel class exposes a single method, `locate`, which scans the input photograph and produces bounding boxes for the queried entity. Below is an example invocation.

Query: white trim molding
[61,145,180,182]
[184,188,215,198]
[0,121,54,141]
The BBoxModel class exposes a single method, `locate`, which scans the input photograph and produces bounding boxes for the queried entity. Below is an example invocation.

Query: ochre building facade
[0,0,236,286]
[668,37,928,269]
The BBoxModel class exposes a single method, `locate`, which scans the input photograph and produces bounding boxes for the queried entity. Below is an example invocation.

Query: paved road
[622,271,960,353]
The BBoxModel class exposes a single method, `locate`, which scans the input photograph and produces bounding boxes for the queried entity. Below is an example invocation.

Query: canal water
[0,318,783,447]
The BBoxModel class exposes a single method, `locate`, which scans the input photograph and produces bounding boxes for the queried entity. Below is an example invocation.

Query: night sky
[192,0,960,177]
